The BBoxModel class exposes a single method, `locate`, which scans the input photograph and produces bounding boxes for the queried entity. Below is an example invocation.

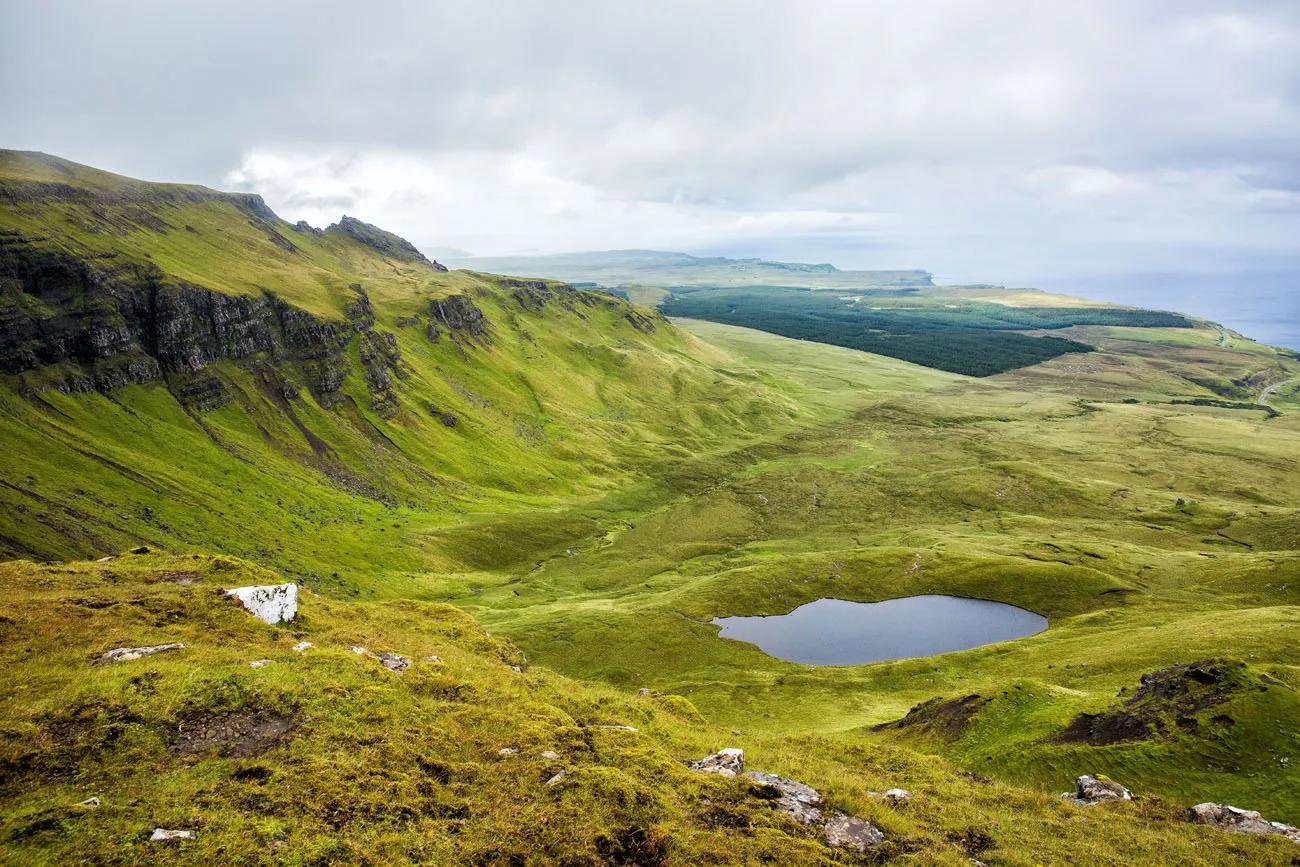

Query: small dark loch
[711,595,1048,666]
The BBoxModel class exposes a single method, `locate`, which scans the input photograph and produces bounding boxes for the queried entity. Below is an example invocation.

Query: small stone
[96,555,115,563]
[545,770,565,787]
[498,747,518,756]
[688,747,743,775]
[80,797,101,807]
[249,659,272,668]
[1062,774,1131,806]
[423,654,441,663]
[824,812,885,851]
[150,828,195,842]
[510,665,523,673]
[377,652,410,673]
[540,750,559,760]
[599,724,638,732]
[224,583,298,624]
[100,643,186,663]
[292,641,313,652]
[882,788,912,806]
[638,688,652,697]
[351,645,370,655]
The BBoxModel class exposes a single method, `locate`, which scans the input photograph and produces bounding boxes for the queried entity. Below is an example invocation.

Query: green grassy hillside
[3,552,1296,865]
[3,152,1300,863]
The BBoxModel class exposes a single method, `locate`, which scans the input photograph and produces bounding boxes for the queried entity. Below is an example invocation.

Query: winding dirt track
[1258,377,1299,405]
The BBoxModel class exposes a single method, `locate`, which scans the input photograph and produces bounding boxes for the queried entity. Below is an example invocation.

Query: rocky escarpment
[427,294,492,347]
[327,216,448,271]
[500,276,659,333]
[0,233,400,412]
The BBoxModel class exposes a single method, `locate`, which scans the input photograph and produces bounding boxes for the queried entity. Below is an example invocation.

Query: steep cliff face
[0,230,360,406]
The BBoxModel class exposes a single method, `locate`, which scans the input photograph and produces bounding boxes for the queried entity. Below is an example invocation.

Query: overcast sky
[4,0,1300,285]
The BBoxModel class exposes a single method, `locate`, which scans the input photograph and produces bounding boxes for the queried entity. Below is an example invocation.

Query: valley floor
[415,319,1300,823]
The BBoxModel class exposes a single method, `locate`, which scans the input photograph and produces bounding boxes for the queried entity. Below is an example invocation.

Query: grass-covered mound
[2,552,1297,865]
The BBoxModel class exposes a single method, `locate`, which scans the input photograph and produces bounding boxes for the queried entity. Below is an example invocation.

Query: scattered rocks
[150,828,194,842]
[223,583,298,624]
[1062,775,1132,806]
[824,812,885,852]
[291,641,313,652]
[1188,803,1300,844]
[99,643,186,663]
[743,772,823,825]
[688,748,744,777]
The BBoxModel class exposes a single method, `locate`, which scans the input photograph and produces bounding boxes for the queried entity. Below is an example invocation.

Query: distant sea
[1035,271,1300,352]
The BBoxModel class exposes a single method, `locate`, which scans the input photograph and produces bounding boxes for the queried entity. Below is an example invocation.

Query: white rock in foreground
[100,643,186,663]
[224,583,298,624]
[150,828,194,842]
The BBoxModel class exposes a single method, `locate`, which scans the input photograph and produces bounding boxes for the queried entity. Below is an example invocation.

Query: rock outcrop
[687,747,745,777]
[742,771,824,825]
[428,295,491,345]
[329,216,447,271]
[1187,803,1300,844]
[223,583,298,624]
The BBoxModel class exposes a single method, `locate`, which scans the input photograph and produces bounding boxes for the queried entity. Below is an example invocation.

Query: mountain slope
[0,151,795,589]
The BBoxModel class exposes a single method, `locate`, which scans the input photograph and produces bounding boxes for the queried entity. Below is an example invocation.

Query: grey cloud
[2,0,1299,281]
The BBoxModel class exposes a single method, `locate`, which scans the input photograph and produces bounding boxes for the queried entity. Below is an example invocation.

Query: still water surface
[712,595,1047,666]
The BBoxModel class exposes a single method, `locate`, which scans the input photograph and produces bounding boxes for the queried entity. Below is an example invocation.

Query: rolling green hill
[3,151,1300,864]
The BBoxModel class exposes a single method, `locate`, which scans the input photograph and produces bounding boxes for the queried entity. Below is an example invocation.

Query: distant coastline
[1040,271,1300,352]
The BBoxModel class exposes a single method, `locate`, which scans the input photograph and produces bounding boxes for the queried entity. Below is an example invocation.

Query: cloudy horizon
[4,1,1300,289]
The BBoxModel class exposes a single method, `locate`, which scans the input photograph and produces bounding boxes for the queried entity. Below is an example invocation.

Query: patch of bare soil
[870,694,990,739]
[1055,658,1253,745]
[170,710,295,757]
